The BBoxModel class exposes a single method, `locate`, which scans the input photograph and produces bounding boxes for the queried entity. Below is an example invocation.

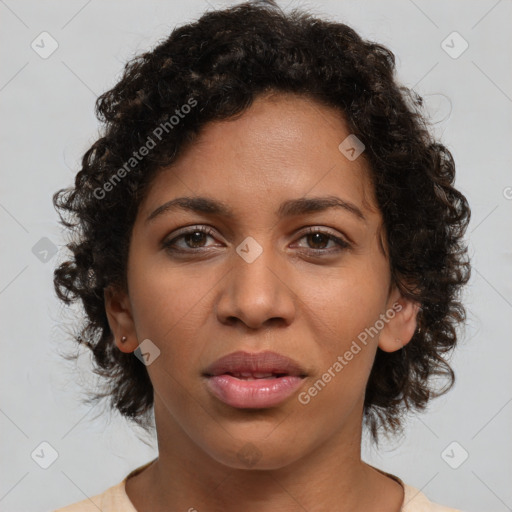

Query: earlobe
[378,291,420,353]
[103,286,139,353]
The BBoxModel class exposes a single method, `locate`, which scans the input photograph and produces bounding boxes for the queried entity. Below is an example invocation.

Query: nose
[215,239,296,330]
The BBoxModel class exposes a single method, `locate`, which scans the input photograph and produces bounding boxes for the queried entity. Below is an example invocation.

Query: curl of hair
[53,0,471,443]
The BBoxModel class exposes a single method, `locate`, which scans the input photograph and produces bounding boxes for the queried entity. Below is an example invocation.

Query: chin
[204,436,305,471]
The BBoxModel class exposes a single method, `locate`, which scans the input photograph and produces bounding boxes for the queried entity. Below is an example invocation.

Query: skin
[105,91,419,512]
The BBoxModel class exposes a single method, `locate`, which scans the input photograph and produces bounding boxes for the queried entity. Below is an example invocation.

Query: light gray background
[1,1,511,511]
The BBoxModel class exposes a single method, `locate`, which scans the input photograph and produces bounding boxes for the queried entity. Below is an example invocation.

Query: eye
[293,227,350,253]
[162,225,220,252]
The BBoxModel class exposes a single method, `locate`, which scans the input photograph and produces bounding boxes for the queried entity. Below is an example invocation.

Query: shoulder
[368,464,463,512]
[402,483,463,512]
[52,459,156,511]
[52,480,137,512]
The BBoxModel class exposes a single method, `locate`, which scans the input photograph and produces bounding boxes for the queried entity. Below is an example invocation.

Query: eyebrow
[145,195,367,225]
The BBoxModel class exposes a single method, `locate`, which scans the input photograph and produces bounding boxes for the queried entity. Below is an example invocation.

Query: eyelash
[162,225,350,255]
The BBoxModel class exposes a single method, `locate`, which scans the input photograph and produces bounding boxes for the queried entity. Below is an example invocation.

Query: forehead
[140,92,379,221]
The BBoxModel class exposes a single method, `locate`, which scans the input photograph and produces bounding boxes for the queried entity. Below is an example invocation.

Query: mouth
[216,371,290,380]
[202,351,307,408]
[202,350,307,378]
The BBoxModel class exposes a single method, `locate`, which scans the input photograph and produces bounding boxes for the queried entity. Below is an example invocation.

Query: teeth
[230,372,279,379]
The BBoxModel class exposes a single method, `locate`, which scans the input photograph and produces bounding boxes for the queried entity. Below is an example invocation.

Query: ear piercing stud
[121,336,127,342]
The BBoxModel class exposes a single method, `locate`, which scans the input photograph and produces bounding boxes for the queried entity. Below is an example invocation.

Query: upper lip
[203,350,307,377]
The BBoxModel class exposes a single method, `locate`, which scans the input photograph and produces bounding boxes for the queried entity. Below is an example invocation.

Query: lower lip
[205,374,304,408]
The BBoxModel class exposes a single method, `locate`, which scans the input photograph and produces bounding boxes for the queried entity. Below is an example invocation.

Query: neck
[126,397,403,512]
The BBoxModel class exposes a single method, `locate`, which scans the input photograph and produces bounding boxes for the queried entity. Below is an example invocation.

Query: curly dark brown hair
[53,0,471,443]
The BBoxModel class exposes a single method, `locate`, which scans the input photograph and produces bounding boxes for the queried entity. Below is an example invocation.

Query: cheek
[127,262,218,419]
[296,263,389,396]
[303,263,388,347]
[127,256,218,363]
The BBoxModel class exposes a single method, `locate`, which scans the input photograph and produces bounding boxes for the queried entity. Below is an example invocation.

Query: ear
[378,284,420,353]
[104,285,139,354]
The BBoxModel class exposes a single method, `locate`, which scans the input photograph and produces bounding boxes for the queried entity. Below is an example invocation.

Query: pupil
[309,233,327,249]
[187,231,206,247]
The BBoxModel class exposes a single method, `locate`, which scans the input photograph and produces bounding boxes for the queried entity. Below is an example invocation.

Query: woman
[52,1,470,510]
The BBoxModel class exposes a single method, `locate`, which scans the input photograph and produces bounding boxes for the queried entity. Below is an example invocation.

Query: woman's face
[106,92,417,470]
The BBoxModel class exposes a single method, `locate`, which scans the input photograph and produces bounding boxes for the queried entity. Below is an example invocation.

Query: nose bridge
[216,234,295,328]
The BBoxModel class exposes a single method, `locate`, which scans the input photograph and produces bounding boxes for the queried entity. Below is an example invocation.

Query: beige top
[53,459,462,511]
